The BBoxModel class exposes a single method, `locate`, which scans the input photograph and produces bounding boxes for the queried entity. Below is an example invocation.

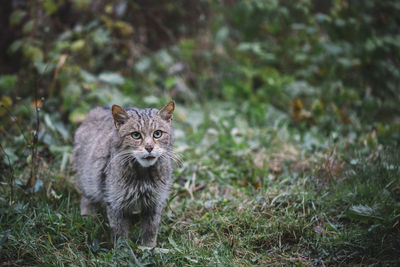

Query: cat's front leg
[80,196,97,216]
[141,205,162,247]
[106,205,129,244]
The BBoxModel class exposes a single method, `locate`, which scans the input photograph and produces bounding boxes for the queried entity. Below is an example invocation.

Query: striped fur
[73,101,175,246]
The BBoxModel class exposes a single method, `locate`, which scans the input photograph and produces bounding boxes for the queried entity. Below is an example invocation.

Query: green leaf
[215,26,229,43]
[80,70,97,83]
[91,28,110,48]
[72,0,91,10]
[43,0,59,15]
[164,76,176,89]
[69,108,88,123]
[54,122,69,140]
[34,60,54,74]
[70,39,85,52]
[23,45,44,61]
[349,205,374,217]
[0,75,18,90]
[44,114,56,132]
[2,147,18,165]
[8,40,22,54]
[134,57,151,72]
[9,10,26,26]
[314,13,331,23]
[143,95,159,105]
[168,236,183,254]
[347,204,383,222]
[180,39,195,62]
[22,20,34,34]
[0,230,10,251]
[62,82,82,108]
[27,179,44,194]
[91,239,100,252]
[98,72,125,85]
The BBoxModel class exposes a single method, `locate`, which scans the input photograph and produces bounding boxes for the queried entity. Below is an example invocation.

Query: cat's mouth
[143,155,156,160]
[137,154,158,167]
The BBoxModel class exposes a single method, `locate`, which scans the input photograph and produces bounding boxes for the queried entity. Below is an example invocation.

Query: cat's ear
[158,101,175,122]
[112,105,129,128]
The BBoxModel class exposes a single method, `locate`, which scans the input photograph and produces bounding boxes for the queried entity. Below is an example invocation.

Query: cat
[73,101,175,246]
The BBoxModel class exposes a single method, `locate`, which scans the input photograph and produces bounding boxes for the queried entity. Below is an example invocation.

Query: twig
[129,244,143,267]
[176,184,206,198]
[26,0,48,190]
[49,54,68,97]
[25,53,50,191]
[148,12,176,43]
[26,68,46,190]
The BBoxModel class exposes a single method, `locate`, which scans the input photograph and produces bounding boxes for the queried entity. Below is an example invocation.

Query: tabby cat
[73,101,175,246]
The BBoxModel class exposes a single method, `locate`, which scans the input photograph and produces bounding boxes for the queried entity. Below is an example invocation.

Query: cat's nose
[145,144,153,153]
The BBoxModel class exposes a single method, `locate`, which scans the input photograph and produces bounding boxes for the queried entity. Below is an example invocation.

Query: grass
[1,101,399,266]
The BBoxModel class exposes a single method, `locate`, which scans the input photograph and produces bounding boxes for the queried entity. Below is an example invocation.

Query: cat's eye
[131,132,142,139]
[153,130,162,138]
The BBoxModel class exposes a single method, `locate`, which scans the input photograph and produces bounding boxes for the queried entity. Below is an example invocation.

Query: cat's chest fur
[104,161,168,210]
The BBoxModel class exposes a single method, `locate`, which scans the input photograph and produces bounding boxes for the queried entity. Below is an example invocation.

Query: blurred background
[2,0,400,167]
[1,0,400,265]
[1,0,400,148]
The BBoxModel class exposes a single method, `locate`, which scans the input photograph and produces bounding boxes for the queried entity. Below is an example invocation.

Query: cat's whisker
[119,154,136,167]
[107,150,137,170]
[171,155,184,165]
[164,150,184,163]
[119,157,131,167]
[169,152,184,164]
[108,151,130,163]
[161,152,183,167]
[172,155,183,165]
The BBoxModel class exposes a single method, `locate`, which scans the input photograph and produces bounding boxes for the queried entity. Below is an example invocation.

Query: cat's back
[73,107,114,167]
[73,107,115,200]
[79,107,113,129]
[74,107,113,143]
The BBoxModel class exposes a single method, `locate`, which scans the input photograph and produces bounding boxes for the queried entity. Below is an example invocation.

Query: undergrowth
[1,104,399,266]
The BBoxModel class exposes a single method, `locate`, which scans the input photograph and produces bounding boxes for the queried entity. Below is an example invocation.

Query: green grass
[1,102,399,266]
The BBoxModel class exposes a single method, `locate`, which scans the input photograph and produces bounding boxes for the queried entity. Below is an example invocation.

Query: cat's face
[112,101,174,167]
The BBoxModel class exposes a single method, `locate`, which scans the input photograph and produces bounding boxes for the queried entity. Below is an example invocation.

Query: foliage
[1,0,399,265]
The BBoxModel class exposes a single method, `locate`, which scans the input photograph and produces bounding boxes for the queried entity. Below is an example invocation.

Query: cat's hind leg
[80,196,97,216]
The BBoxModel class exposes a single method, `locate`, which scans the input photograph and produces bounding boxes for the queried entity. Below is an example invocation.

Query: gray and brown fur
[73,101,175,246]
